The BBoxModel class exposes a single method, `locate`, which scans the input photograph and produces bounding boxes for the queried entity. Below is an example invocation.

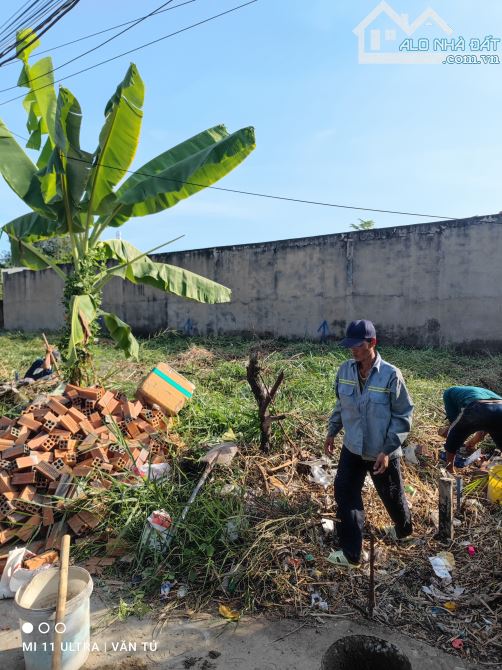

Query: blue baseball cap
[340,320,376,347]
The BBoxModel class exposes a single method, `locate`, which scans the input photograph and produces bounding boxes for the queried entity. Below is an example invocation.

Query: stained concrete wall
[3,213,502,349]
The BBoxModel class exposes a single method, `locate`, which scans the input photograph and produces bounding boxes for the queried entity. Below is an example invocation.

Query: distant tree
[34,237,72,262]
[0,249,12,299]
[350,218,375,231]
[0,249,12,267]
[0,238,71,266]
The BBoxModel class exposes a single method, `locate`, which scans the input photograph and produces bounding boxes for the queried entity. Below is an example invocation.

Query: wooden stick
[439,477,454,541]
[42,333,61,378]
[368,532,376,616]
[456,475,463,512]
[52,534,71,670]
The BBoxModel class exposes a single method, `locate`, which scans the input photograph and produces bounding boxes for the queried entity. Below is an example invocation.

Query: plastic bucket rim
[14,566,93,616]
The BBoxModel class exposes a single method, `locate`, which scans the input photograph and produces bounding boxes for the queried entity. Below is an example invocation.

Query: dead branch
[246,351,285,452]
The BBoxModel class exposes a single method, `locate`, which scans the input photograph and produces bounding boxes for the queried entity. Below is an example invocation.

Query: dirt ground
[0,588,474,670]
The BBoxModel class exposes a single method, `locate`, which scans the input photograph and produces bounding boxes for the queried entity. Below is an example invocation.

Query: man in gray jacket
[324,320,414,566]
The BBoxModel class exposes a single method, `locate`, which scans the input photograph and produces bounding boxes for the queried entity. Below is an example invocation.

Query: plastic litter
[321,518,335,534]
[466,545,476,557]
[177,584,188,598]
[439,449,481,468]
[403,445,419,465]
[301,457,336,488]
[451,638,464,650]
[160,581,173,600]
[0,547,53,598]
[134,462,171,481]
[310,591,329,611]
[309,465,331,487]
[464,448,482,466]
[428,552,455,581]
[141,509,173,550]
[422,584,465,601]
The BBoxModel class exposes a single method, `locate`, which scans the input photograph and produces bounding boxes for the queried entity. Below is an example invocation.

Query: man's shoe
[383,526,414,544]
[327,550,360,568]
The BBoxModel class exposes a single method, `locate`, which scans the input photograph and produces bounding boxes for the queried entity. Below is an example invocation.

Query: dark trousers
[445,401,502,454]
[23,359,51,381]
[334,446,412,564]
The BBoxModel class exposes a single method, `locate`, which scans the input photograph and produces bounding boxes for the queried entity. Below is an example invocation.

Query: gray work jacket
[327,353,414,460]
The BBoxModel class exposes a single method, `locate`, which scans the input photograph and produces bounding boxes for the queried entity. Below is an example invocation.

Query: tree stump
[246,352,285,452]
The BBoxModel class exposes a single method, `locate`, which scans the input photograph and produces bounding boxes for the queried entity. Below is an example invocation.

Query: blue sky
[0,0,501,256]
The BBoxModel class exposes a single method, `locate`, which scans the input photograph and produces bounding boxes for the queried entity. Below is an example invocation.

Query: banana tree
[0,31,255,383]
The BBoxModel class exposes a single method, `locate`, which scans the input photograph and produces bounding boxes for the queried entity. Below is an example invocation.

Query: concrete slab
[0,590,472,670]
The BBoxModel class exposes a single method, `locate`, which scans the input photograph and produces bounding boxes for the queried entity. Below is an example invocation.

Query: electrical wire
[0,2,457,222]
[11,1,81,63]
[0,128,459,220]
[66,155,458,220]
[0,0,198,66]
[0,0,259,106]
[0,0,80,66]
[0,1,49,44]
[0,1,65,49]
[0,0,177,88]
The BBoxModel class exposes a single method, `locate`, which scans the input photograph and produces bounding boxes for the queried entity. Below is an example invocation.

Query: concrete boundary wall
[3,213,502,349]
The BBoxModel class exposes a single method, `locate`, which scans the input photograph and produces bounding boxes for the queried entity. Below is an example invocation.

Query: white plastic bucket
[14,566,93,670]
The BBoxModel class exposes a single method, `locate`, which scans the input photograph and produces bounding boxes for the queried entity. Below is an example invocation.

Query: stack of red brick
[0,384,172,550]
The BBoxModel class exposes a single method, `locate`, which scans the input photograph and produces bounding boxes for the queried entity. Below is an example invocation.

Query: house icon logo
[353,1,454,64]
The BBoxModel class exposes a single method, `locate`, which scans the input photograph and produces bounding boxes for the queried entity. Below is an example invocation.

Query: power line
[0,2,456,222]
[0,0,258,106]
[66,155,458,220]
[15,2,81,63]
[0,0,198,66]
[0,1,51,44]
[0,1,66,52]
[0,0,177,90]
[0,0,81,66]
[0,129,458,220]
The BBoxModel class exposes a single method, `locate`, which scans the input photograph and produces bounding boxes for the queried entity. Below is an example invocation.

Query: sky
[0,0,501,256]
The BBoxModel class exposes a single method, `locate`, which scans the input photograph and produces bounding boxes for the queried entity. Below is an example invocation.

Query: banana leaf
[54,87,92,208]
[3,210,84,243]
[86,64,144,215]
[16,28,41,64]
[67,294,97,365]
[0,119,38,200]
[100,311,139,359]
[27,56,57,144]
[100,239,231,303]
[101,125,255,228]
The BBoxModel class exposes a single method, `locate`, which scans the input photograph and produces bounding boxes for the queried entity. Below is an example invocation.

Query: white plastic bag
[0,547,51,598]
[135,462,171,481]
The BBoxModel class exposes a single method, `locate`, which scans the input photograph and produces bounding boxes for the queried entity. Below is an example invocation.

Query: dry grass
[1,331,501,664]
